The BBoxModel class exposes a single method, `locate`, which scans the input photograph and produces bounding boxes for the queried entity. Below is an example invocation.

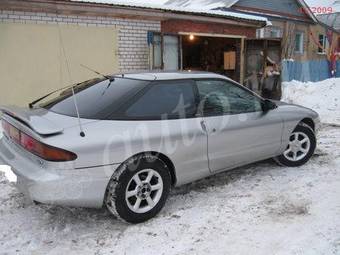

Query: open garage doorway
[181,34,242,82]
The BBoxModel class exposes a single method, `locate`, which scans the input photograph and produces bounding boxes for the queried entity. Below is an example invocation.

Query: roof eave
[291,0,318,23]
[0,0,266,28]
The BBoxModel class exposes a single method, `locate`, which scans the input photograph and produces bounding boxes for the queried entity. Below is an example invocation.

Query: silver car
[0,72,319,223]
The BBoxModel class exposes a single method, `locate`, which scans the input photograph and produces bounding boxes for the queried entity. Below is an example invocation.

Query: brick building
[0,0,267,106]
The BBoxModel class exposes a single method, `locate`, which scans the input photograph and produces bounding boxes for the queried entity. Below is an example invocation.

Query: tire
[105,154,171,223]
[274,124,316,167]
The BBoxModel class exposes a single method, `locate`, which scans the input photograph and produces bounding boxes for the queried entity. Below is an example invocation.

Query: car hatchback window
[41,78,149,119]
[122,80,197,120]
[196,80,262,116]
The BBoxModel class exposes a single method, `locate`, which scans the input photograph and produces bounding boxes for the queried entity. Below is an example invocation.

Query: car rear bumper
[0,136,119,208]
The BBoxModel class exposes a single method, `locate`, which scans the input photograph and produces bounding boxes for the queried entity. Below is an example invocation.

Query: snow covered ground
[282,78,340,125]
[1,79,340,254]
[0,126,340,254]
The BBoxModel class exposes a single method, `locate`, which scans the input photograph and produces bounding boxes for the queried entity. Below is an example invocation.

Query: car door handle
[200,121,207,132]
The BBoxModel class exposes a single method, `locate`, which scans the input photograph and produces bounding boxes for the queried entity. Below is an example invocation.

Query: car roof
[113,71,231,81]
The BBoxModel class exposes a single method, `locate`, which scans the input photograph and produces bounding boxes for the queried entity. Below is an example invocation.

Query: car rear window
[41,78,197,120]
[41,78,149,119]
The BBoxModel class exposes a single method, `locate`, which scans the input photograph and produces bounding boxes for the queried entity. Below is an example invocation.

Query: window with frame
[294,32,304,54]
[256,27,282,39]
[124,80,197,120]
[196,80,263,116]
[256,28,265,38]
[318,34,329,54]
[269,27,282,38]
[152,33,179,71]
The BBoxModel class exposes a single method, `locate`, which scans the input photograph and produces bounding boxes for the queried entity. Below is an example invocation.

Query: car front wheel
[105,154,171,223]
[274,124,316,167]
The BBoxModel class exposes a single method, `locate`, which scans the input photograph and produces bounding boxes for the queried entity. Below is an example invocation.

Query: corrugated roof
[318,13,340,31]
[71,0,269,23]
[72,0,319,24]
[72,0,237,10]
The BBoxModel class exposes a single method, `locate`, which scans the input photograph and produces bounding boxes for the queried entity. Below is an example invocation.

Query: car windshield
[40,77,150,119]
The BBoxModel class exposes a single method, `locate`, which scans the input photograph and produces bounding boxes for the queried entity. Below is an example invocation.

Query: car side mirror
[262,99,277,112]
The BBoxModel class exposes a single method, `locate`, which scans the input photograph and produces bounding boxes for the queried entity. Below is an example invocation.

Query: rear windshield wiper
[28,83,78,109]
[29,65,116,109]
[28,79,99,109]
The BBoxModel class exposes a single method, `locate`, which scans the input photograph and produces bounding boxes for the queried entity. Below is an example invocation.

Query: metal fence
[282,59,340,82]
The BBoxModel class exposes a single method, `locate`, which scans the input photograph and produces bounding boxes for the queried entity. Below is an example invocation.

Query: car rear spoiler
[0,106,63,136]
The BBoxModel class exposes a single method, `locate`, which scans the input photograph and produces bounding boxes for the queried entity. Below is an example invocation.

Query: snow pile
[282,78,340,125]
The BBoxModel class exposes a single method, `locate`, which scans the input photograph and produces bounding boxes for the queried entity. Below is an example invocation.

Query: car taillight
[2,119,11,136]
[20,133,77,162]
[1,119,77,162]
[2,119,20,143]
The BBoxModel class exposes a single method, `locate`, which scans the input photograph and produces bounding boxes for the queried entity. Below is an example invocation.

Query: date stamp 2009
[299,6,334,14]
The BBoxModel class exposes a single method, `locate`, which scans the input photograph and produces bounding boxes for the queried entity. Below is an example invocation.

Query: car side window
[196,80,262,116]
[124,80,197,120]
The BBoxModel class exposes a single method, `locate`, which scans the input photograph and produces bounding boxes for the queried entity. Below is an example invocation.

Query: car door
[115,79,210,185]
[196,79,283,173]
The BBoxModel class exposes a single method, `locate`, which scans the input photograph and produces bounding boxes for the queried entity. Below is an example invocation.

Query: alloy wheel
[284,132,311,162]
[125,169,163,214]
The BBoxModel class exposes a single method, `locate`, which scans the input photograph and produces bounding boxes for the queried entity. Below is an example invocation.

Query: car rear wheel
[274,125,316,167]
[105,154,171,223]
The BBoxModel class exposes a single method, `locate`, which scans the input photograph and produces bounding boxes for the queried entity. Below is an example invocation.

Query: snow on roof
[72,0,236,10]
[71,0,268,24]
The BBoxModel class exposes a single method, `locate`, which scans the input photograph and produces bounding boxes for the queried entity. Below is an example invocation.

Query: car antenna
[70,85,85,137]
[57,24,85,137]
[80,64,114,82]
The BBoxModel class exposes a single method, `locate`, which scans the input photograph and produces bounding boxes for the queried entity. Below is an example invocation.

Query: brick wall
[0,10,161,72]
[161,19,256,38]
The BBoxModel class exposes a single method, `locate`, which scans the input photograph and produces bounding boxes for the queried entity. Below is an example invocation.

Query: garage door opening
[181,35,241,82]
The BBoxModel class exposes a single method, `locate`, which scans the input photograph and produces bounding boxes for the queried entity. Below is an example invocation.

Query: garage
[0,0,267,106]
